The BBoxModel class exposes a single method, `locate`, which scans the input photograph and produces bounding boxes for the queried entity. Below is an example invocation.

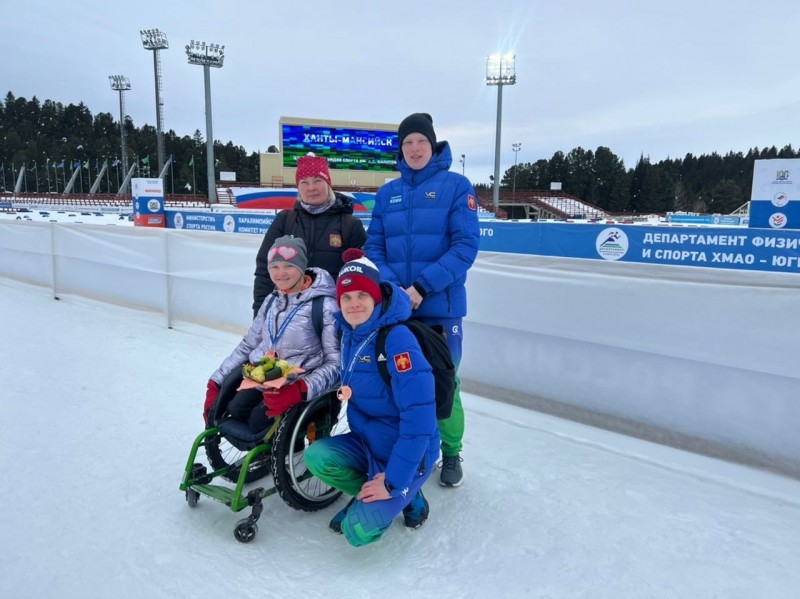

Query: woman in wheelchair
[204,235,341,434]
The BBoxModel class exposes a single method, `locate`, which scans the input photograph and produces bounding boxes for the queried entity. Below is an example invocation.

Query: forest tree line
[0,92,259,196]
[2,91,797,213]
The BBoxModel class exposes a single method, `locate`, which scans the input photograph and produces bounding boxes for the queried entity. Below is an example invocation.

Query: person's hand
[263,380,307,416]
[404,286,423,310]
[203,380,220,424]
[357,472,391,503]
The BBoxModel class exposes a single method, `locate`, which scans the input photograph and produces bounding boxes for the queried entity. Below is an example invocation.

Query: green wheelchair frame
[179,385,345,543]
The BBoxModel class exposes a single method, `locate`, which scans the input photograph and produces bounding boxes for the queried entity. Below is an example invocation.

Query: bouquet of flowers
[239,351,304,390]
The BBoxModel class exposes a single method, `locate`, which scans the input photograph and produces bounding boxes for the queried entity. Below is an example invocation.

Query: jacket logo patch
[393,352,412,372]
[390,195,403,204]
[468,195,476,210]
[329,233,342,248]
[358,355,372,364]
[377,353,387,362]
[424,191,436,199]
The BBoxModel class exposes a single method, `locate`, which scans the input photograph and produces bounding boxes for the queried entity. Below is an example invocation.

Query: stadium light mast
[512,142,522,196]
[140,29,169,176]
[486,52,516,213]
[186,39,225,203]
[108,75,131,189]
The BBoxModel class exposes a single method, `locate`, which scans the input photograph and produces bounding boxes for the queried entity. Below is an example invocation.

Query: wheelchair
[179,368,346,543]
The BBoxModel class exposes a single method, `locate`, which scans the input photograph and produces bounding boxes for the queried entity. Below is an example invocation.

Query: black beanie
[397,113,437,154]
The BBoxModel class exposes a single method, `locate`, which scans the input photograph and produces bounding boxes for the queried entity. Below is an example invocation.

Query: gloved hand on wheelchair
[263,379,308,417]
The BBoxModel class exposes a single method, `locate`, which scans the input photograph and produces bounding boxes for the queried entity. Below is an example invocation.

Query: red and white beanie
[336,250,382,306]
[295,153,332,187]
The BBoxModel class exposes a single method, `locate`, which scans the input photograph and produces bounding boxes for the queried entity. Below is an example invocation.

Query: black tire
[233,519,258,543]
[270,392,347,512]
[186,489,200,507]
[205,432,271,484]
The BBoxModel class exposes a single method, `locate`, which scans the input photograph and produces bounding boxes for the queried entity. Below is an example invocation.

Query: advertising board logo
[772,192,789,207]
[174,212,184,229]
[223,215,235,233]
[768,213,787,229]
[596,227,628,261]
[147,199,160,212]
[776,170,790,181]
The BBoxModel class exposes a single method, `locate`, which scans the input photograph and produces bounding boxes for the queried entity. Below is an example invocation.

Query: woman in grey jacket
[204,235,341,431]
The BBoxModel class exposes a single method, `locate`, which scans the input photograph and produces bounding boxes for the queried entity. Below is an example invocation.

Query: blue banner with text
[165,210,800,275]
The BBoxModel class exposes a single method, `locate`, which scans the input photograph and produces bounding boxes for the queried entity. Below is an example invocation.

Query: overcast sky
[4,0,800,184]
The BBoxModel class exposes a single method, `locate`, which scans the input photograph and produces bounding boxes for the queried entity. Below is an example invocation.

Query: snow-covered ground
[1,279,799,599]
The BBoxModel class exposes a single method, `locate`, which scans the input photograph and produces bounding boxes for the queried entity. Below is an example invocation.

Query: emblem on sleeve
[468,195,476,210]
[393,352,412,372]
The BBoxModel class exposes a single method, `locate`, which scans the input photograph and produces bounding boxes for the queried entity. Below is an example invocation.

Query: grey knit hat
[267,235,308,274]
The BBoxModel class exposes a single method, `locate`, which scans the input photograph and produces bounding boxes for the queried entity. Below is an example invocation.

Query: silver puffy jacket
[210,267,341,400]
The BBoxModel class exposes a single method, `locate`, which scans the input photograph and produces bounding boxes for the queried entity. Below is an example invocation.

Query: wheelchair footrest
[192,484,239,507]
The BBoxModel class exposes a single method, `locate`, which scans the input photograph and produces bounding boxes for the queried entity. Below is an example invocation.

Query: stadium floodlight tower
[486,52,516,213]
[512,142,522,196]
[108,75,131,184]
[186,39,225,203]
[140,28,169,176]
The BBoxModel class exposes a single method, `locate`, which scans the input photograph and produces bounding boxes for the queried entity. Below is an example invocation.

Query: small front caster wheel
[234,519,258,543]
[185,489,200,507]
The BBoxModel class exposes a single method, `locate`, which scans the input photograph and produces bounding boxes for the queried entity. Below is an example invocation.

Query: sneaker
[402,491,429,529]
[439,454,464,487]
[329,497,356,534]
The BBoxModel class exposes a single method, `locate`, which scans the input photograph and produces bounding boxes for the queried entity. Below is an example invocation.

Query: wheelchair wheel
[270,392,348,511]
[205,432,271,484]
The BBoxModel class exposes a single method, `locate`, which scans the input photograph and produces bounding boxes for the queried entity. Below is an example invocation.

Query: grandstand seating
[474,189,606,220]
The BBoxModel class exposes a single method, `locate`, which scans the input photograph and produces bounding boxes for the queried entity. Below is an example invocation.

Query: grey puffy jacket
[210,267,341,400]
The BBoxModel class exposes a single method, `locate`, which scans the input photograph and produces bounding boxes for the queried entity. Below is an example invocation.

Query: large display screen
[282,124,398,172]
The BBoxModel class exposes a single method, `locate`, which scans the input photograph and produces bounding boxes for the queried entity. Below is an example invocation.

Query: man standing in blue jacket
[365,113,480,487]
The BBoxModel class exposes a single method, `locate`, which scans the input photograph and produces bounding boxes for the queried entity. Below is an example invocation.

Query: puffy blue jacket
[334,283,440,497]
[365,141,480,318]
